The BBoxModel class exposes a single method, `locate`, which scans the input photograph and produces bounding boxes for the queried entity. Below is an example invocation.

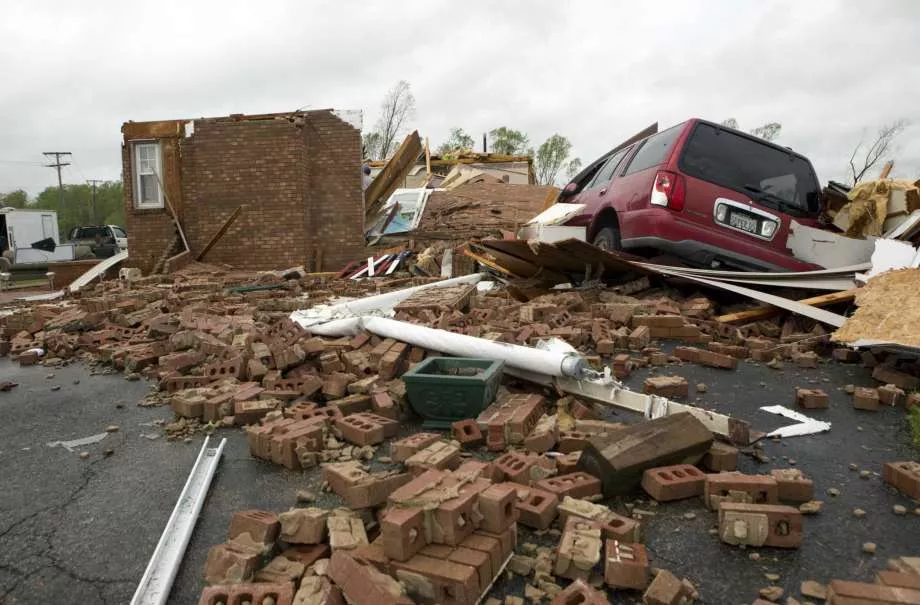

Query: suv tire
[592,226,621,251]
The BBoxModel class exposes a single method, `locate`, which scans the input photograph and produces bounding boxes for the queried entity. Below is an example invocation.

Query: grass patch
[909,407,920,450]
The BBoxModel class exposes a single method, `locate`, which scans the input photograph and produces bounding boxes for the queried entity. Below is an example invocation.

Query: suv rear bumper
[618,208,817,272]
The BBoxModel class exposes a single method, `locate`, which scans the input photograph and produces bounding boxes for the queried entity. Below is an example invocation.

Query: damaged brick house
[121,110,366,274]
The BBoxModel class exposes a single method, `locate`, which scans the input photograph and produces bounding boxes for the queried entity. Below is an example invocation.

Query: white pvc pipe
[311,315,586,379]
[290,273,483,328]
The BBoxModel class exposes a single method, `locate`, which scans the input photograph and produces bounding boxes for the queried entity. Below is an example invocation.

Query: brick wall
[181,119,306,270]
[302,112,366,271]
[122,144,179,274]
[122,110,365,274]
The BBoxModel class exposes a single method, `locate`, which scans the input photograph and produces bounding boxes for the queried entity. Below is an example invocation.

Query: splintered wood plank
[716,289,858,324]
[196,205,243,261]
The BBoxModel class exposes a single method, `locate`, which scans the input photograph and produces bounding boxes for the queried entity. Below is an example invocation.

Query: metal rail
[130,436,227,605]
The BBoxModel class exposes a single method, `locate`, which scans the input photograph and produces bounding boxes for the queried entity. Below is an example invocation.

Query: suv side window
[112,227,127,238]
[585,147,631,189]
[622,125,683,176]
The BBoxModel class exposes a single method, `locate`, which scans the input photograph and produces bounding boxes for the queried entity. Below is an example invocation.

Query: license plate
[729,212,758,234]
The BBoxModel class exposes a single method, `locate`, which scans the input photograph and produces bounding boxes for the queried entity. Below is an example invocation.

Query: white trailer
[0,208,75,270]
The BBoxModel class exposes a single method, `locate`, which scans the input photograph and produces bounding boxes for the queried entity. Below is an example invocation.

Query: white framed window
[132,141,164,208]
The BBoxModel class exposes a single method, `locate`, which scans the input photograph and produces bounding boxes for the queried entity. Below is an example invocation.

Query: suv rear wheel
[592,225,621,251]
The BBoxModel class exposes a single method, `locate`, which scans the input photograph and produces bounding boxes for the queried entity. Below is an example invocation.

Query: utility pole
[87,179,104,224]
[42,152,71,208]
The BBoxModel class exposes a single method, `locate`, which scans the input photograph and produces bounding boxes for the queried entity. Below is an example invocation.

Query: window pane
[680,123,819,211]
[140,174,158,203]
[586,147,630,189]
[623,125,683,175]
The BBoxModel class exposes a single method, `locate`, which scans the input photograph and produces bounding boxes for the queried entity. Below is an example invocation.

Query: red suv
[559,119,823,271]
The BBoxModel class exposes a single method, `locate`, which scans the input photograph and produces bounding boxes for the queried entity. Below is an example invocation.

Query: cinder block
[380,507,428,562]
[555,517,603,581]
[279,507,328,544]
[478,483,518,533]
[770,469,814,503]
[604,540,649,590]
[641,464,705,502]
[705,473,779,510]
[534,472,602,500]
[796,387,829,409]
[718,502,803,548]
[643,569,687,605]
[883,461,920,499]
[853,386,880,411]
[703,441,738,472]
[643,375,688,398]
[227,509,280,553]
[198,582,294,605]
[515,488,560,530]
[452,418,484,448]
[327,550,413,605]
[202,543,260,585]
[391,432,441,463]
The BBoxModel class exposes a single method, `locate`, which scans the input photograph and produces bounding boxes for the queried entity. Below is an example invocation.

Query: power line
[87,179,104,224]
[43,151,71,208]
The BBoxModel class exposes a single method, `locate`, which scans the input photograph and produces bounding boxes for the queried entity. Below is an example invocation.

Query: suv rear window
[72,227,108,239]
[679,122,820,213]
[622,125,683,175]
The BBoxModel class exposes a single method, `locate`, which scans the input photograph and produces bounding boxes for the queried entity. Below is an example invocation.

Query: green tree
[534,134,581,186]
[0,190,29,208]
[489,127,530,155]
[436,128,476,156]
[721,118,782,142]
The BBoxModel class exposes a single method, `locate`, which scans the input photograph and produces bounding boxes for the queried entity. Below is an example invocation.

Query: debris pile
[3,234,920,603]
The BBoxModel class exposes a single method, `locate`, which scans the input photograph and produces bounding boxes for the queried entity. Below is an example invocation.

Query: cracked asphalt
[1,348,918,605]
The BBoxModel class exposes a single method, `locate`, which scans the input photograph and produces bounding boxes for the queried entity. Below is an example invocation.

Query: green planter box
[402,357,505,429]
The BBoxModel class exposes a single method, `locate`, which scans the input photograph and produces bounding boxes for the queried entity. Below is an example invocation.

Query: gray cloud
[1,0,918,197]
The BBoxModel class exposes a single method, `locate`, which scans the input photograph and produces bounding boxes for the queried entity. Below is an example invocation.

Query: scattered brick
[516,487,560,530]
[605,540,650,590]
[883,461,920,499]
[534,472,602,500]
[643,376,689,398]
[718,502,803,548]
[795,387,829,410]
[853,386,880,411]
[641,464,705,502]
[452,418,485,448]
[770,469,814,503]
[555,517,603,581]
[703,442,739,472]
[705,473,779,510]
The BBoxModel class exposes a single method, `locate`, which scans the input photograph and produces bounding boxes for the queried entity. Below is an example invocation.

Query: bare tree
[848,119,909,185]
[721,118,781,142]
[368,80,416,161]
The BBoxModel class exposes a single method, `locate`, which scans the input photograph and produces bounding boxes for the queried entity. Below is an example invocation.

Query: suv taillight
[650,170,685,211]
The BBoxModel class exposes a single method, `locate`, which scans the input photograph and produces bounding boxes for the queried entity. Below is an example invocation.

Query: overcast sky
[2,0,919,197]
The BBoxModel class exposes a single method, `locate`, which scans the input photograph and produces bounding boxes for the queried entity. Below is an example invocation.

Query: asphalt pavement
[0,350,917,605]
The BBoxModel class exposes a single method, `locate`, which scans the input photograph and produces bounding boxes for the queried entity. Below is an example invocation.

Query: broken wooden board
[576,412,714,496]
[716,289,858,324]
[651,269,848,327]
[365,131,422,225]
[196,205,243,261]
[553,375,750,445]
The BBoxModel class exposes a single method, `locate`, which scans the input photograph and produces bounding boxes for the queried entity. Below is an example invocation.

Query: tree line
[362,81,582,186]
[0,181,125,239]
